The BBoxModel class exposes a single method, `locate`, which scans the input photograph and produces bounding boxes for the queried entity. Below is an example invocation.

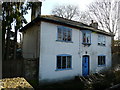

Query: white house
[20,15,113,84]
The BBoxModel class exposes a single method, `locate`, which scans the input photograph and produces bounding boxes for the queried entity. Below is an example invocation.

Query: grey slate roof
[20,15,114,36]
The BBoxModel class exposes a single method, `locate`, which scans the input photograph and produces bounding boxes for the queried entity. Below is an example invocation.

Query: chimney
[90,20,98,29]
[31,2,42,21]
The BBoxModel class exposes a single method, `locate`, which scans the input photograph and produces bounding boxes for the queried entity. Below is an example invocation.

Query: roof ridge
[41,15,89,26]
[20,14,114,36]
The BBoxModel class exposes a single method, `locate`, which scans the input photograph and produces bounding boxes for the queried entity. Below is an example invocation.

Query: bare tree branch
[87,0,119,34]
[51,4,80,20]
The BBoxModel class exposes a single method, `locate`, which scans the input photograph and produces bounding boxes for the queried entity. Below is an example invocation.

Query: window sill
[98,65,106,67]
[98,43,106,46]
[82,43,91,45]
[55,68,72,71]
[56,40,73,43]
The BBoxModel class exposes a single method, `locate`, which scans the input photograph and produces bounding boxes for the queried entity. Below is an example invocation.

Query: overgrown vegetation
[91,69,120,90]
[34,66,120,89]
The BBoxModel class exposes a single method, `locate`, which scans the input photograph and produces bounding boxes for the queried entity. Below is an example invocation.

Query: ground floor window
[57,54,72,70]
[98,55,106,66]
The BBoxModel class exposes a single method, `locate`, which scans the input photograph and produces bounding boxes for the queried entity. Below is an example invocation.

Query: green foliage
[2,2,33,60]
[2,2,30,30]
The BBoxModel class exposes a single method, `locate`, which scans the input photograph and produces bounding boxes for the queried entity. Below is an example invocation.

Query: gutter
[19,16,114,37]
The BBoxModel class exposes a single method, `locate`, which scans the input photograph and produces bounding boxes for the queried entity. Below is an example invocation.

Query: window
[98,35,106,46]
[82,31,91,45]
[57,54,72,70]
[57,26,72,42]
[98,55,106,66]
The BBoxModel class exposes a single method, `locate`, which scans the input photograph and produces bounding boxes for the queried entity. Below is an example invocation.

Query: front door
[82,55,89,76]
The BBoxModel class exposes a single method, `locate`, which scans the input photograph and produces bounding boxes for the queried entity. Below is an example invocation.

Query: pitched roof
[20,15,114,36]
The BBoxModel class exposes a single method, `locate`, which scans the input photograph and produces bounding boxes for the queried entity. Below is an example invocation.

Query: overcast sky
[41,0,94,15]
[24,0,94,23]
[20,0,95,42]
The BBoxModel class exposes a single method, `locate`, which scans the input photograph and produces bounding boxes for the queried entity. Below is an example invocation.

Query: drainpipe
[32,1,42,84]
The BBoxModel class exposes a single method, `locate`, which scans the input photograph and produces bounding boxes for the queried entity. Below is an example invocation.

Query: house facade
[20,15,112,83]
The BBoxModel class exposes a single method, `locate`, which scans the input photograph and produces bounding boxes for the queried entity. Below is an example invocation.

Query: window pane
[63,30,67,41]
[83,33,86,43]
[103,56,105,65]
[98,35,106,46]
[67,56,71,68]
[57,56,61,69]
[62,56,66,69]
[101,56,103,65]
[98,56,101,65]
[68,30,71,41]
[86,33,90,43]
[98,56,106,65]
[103,36,106,46]
[98,35,101,45]
[58,28,62,40]
[57,26,72,42]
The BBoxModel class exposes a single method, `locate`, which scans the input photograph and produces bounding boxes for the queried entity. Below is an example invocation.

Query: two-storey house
[20,15,113,84]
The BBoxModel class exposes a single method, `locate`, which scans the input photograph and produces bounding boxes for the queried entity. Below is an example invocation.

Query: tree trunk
[13,27,17,60]
[2,5,6,61]
[111,35,114,54]
[5,27,11,60]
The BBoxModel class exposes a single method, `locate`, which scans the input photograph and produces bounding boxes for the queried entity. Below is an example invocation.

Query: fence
[2,58,39,81]
[112,53,120,67]
[112,40,120,67]
[2,59,24,78]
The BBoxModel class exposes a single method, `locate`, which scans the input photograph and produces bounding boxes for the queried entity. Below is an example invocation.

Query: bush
[114,70,120,84]
[92,80,110,90]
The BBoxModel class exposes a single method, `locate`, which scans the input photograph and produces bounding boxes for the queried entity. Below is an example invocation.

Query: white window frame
[98,35,106,46]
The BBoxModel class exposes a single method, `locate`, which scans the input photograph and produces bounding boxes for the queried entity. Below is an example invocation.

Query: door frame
[82,55,89,76]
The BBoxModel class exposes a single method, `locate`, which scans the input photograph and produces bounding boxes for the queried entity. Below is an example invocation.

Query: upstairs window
[57,26,72,42]
[98,55,106,66]
[82,31,91,45]
[57,54,72,70]
[98,35,106,46]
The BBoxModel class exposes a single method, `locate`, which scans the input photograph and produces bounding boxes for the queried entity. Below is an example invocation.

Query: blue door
[82,56,89,76]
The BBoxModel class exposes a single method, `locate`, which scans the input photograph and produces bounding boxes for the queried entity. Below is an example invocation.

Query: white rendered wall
[39,22,82,83]
[80,32,111,73]
[22,25,40,59]
[39,21,112,83]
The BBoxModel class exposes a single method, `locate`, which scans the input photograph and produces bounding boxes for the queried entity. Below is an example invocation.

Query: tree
[78,11,92,25]
[0,3,2,79]
[87,0,119,34]
[2,2,30,60]
[82,0,120,52]
[52,4,80,20]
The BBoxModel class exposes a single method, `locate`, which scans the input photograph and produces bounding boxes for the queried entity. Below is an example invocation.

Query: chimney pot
[90,20,98,29]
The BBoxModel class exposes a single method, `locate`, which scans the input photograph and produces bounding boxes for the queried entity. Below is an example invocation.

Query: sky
[20,0,95,42]
[18,0,120,42]
[24,0,94,23]
[41,0,94,15]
